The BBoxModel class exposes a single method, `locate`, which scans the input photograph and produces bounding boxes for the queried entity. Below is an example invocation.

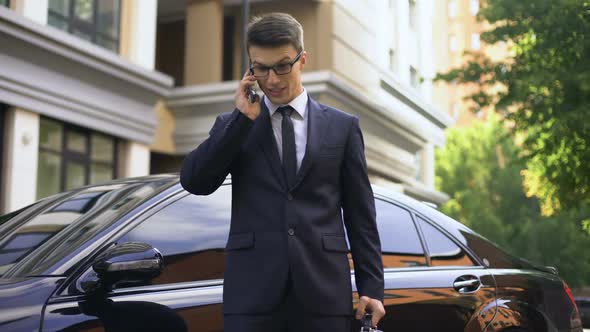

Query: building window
[389,48,396,72]
[223,16,235,81]
[408,0,418,31]
[410,66,419,88]
[37,117,117,199]
[471,33,481,50]
[0,0,9,8]
[449,34,458,52]
[48,0,121,52]
[470,0,480,16]
[448,0,458,18]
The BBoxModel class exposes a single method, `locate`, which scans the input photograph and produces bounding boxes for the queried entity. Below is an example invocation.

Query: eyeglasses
[249,51,303,78]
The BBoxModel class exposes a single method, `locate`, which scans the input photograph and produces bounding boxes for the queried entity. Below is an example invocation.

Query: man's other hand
[355,296,385,328]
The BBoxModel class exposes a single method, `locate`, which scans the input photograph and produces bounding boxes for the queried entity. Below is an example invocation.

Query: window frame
[38,116,118,198]
[375,193,483,270]
[48,0,122,52]
[374,195,430,269]
[411,210,483,268]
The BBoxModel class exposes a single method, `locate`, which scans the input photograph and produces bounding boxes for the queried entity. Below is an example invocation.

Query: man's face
[249,44,307,105]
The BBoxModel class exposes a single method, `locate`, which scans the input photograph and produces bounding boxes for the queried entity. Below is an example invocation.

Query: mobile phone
[246,68,258,103]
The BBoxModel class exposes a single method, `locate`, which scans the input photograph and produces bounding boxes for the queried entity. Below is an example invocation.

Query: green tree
[436,118,590,287]
[436,0,590,215]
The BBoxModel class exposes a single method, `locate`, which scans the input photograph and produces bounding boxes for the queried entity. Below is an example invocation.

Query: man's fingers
[367,299,386,327]
[355,296,370,320]
[371,303,386,327]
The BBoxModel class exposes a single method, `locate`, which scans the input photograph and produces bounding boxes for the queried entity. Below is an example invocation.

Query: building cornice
[166,70,450,202]
[0,7,173,144]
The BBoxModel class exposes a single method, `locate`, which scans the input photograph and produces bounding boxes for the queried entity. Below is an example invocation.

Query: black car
[575,297,590,328]
[0,175,583,331]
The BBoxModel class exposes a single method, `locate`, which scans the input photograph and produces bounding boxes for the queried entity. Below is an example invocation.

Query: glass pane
[39,118,63,151]
[72,28,92,42]
[117,185,232,286]
[91,133,113,162]
[48,0,70,16]
[65,161,85,190]
[375,199,427,268]
[97,35,118,52]
[48,14,69,31]
[90,162,113,185]
[97,0,120,38]
[36,152,62,199]
[66,130,87,153]
[417,216,476,267]
[74,0,93,22]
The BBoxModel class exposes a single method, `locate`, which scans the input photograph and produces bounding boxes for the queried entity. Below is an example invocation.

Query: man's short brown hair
[247,13,304,52]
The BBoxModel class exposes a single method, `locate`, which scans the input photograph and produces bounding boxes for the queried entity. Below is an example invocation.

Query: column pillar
[184,0,223,84]
[120,0,158,70]
[13,0,48,25]
[118,141,150,178]
[1,108,39,213]
[422,142,435,189]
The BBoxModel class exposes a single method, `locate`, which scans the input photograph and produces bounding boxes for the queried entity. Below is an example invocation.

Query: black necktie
[278,106,297,188]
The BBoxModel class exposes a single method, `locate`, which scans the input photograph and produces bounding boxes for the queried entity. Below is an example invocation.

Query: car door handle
[453,276,481,293]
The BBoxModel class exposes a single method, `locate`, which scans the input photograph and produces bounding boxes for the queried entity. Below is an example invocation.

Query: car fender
[485,298,549,331]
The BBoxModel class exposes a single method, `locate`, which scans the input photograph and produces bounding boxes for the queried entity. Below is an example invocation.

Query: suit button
[288,228,295,236]
[287,193,293,200]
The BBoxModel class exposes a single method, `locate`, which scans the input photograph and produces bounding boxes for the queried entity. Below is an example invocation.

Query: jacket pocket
[225,232,255,250]
[322,234,349,253]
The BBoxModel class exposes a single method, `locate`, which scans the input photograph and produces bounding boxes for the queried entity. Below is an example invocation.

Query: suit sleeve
[180,109,254,195]
[341,116,384,302]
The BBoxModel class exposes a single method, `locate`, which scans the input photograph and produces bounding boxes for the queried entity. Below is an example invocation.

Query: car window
[416,216,476,267]
[375,199,427,268]
[116,185,231,286]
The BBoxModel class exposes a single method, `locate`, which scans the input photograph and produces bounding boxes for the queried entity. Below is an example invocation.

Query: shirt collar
[265,88,308,119]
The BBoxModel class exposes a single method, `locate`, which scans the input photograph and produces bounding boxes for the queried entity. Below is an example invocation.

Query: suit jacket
[180,95,384,315]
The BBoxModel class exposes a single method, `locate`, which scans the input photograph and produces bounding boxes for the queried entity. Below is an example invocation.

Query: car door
[355,198,497,332]
[42,184,232,332]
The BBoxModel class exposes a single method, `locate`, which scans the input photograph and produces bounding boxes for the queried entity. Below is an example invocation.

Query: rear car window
[416,216,476,267]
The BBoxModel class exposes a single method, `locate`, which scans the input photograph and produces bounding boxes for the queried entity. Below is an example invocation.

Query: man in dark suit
[180,12,385,331]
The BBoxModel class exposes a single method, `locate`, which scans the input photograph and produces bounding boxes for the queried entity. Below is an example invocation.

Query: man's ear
[300,50,307,69]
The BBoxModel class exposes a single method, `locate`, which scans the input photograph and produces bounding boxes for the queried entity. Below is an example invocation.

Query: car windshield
[0,176,177,278]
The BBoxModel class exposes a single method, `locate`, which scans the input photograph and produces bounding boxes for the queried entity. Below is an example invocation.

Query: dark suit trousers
[224,272,352,332]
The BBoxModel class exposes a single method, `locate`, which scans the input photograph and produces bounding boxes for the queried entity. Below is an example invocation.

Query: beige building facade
[433,0,509,126]
[1,0,451,214]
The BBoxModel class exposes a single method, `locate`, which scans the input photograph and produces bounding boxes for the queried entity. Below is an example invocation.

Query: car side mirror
[80,242,163,293]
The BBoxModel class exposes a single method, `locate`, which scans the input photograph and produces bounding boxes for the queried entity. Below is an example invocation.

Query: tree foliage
[436,0,590,214]
[436,118,590,287]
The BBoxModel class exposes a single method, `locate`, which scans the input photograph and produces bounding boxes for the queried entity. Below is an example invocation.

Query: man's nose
[267,69,281,84]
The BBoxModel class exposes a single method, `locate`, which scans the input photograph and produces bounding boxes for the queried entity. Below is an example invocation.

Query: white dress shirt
[264,88,308,171]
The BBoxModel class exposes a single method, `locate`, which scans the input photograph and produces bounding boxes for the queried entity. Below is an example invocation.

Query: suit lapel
[256,102,287,189]
[291,96,328,191]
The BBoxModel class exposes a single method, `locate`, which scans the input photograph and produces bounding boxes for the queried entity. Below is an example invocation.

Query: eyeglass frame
[249,50,304,78]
